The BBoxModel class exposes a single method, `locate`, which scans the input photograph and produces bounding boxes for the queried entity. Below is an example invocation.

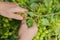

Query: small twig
[35,12,60,17]
[26,12,60,20]
[42,12,60,17]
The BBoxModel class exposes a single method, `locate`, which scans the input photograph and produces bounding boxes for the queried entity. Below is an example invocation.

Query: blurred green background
[0,0,60,40]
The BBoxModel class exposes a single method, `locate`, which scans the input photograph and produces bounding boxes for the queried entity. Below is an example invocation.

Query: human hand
[18,20,38,40]
[0,2,27,20]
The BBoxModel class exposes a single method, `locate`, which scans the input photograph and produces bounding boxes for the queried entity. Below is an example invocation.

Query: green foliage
[0,0,60,40]
[27,19,33,27]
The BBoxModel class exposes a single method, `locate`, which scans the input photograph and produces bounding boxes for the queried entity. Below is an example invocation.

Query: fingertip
[21,20,26,24]
[33,25,38,31]
[31,22,38,31]
[20,7,27,12]
[35,27,38,32]
[19,17,23,20]
[22,8,27,12]
[15,16,23,20]
[32,22,37,27]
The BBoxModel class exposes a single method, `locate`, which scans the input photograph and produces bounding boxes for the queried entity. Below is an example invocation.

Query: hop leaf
[28,12,35,17]
[41,18,49,26]
[27,19,33,27]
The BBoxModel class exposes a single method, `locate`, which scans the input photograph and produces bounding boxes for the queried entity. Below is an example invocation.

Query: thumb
[0,11,23,20]
[28,23,38,39]
[18,20,28,36]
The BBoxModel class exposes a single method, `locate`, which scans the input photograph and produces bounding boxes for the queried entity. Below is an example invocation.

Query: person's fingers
[19,7,27,14]
[9,7,27,14]
[32,22,37,28]
[0,11,23,20]
[18,22,38,40]
[18,20,28,36]
[19,7,27,16]
[28,23,38,39]
[21,19,28,30]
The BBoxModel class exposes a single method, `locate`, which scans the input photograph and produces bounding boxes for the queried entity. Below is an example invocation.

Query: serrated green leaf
[41,18,49,25]
[28,12,35,17]
[27,19,33,27]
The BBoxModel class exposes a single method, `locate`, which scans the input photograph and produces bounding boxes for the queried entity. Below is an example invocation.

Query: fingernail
[20,17,23,20]
[17,17,23,20]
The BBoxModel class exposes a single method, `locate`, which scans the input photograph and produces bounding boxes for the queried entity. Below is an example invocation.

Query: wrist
[19,38,32,40]
[18,36,32,40]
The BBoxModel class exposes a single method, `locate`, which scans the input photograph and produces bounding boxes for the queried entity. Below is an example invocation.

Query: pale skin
[0,2,38,40]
